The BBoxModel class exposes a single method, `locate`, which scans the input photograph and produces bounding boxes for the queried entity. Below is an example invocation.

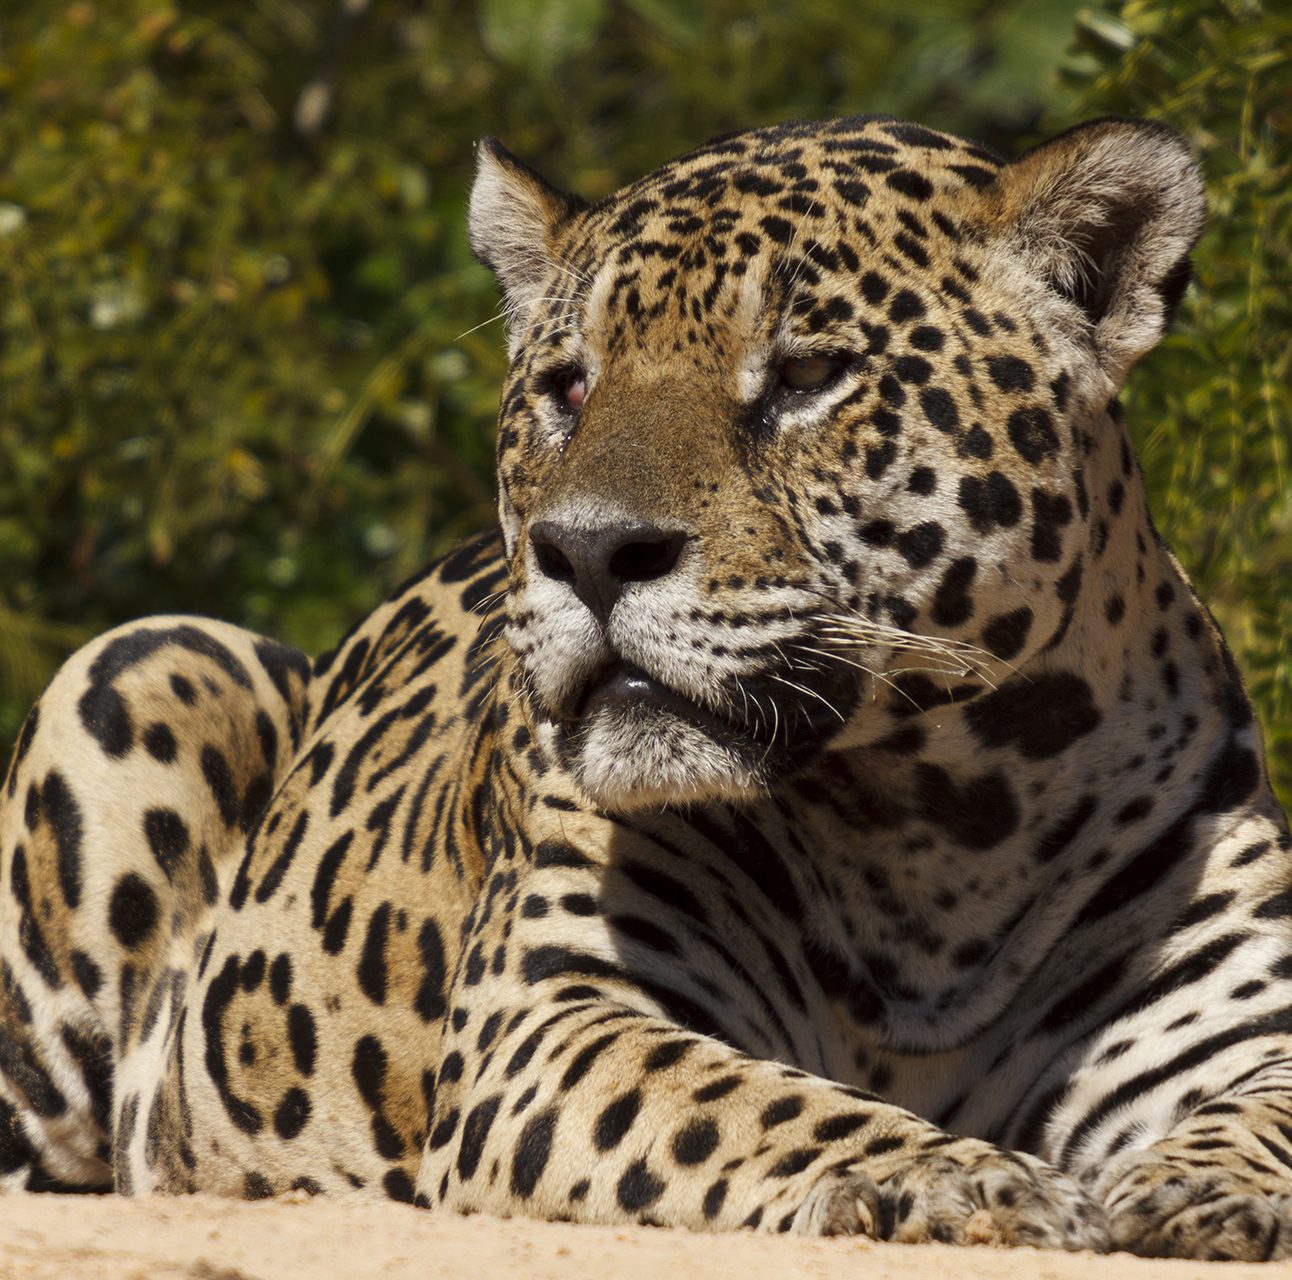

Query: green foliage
[1056,0,1291,806]
[0,0,1287,812]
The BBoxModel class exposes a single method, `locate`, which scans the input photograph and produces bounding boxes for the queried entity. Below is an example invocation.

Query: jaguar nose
[529,520,688,626]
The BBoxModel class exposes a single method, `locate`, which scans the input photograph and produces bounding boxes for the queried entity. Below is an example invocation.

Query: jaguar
[3,113,1291,1261]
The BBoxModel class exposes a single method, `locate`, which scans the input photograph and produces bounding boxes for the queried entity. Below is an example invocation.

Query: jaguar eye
[543,366,587,414]
[779,354,844,392]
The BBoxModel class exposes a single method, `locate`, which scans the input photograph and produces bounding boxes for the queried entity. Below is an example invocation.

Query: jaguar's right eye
[543,365,587,414]
[564,372,586,408]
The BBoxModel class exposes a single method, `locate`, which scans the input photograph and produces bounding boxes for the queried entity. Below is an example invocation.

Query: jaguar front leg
[1084,1072,1292,1260]
[420,998,1106,1245]
[416,846,1108,1248]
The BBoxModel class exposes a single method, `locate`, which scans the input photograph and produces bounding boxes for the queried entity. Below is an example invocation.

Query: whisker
[768,673,845,722]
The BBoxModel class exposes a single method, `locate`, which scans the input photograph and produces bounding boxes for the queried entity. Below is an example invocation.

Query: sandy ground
[0,1195,1288,1280]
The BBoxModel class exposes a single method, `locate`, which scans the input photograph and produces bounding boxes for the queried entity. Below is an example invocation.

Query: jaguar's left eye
[779,354,845,392]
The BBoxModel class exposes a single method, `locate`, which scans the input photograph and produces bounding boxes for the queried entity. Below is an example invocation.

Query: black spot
[200,745,240,828]
[865,441,897,479]
[560,1031,619,1090]
[202,956,263,1135]
[961,424,993,459]
[886,169,934,200]
[671,1117,720,1165]
[357,902,391,1005]
[143,722,177,762]
[384,1169,415,1203]
[310,830,353,931]
[6,704,39,802]
[760,215,794,245]
[254,808,310,906]
[616,1159,665,1212]
[428,1107,460,1151]
[288,1003,317,1075]
[861,272,889,305]
[170,674,197,704]
[907,466,936,495]
[594,1090,641,1150]
[511,1107,557,1198]
[895,522,945,569]
[859,519,895,548]
[769,1147,821,1177]
[985,355,1035,393]
[644,1040,693,1072]
[273,1087,311,1139]
[694,1074,741,1102]
[1196,738,1260,814]
[143,808,190,880]
[307,741,335,787]
[415,919,448,1023]
[814,1113,870,1142]
[457,1095,501,1181]
[702,1178,729,1220]
[965,672,1101,759]
[71,950,103,1000]
[883,122,955,150]
[240,949,266,993]
[894,232,929,267]
[1007,406,1060,464]
[1116,796,1153,826]
[108,874,159,949]
[931,557,976,627]
[269,953,293,1006]
[919,386,959,433]
[957,472,1021,534]
[916,764,1019,850]
[1056,558,1084,605]
[1031,489,1073,563]
[760,1096,804,1128]
[534,841,594,869]
[888,289,923,322]
[893,355,931,384]
[42,771,83,910]
[982,607,1033,660]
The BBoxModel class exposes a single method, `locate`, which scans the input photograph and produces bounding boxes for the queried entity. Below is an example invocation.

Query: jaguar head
[469,116,1204,812]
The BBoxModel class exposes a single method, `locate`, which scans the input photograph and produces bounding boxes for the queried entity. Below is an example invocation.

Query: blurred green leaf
[480,0,606,77]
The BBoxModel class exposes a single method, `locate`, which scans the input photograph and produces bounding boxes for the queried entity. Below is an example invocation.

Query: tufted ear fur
[980,118,1205,383]
[468,138,585,326]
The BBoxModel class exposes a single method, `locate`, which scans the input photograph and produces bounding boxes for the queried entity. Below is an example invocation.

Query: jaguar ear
[468,138,585,326]
[982,118,1205,383]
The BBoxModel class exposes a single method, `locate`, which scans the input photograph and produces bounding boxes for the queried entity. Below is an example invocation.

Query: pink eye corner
[565,375,587,409]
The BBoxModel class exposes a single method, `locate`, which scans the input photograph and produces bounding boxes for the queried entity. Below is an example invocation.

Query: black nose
[529,520,688,625]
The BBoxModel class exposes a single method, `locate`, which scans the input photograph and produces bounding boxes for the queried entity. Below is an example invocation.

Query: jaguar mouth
[573,661,749,742]
[565,655,859,757]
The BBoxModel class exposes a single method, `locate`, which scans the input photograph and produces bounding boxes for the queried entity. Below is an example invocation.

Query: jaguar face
[468,117,1202,811]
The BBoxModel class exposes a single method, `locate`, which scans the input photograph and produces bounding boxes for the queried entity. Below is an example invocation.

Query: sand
[0,1193,1285,1280]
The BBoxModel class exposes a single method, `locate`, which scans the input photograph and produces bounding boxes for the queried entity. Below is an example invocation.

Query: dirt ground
[0,1194,1287,1280]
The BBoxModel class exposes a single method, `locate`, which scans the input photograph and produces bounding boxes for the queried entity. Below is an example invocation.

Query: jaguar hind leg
[0,617,310,1192]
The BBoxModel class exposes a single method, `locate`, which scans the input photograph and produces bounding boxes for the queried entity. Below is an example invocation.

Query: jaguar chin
[543,653,862,811]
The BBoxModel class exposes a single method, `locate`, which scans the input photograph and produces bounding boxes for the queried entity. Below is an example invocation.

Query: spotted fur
[2,115,1290,1261]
